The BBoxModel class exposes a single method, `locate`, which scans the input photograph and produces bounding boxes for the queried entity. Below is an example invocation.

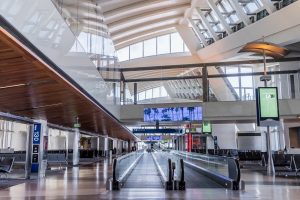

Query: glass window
[184,43,189,52]
[117,47,129,61]
[241,76,253,87]
[130,42,143,59]
[171,32,184,53]
[138,91,145,101]
[157,34,170,54]
[226,67,239,74]
[228,77,239,87]
[146,89,152,99]
[161,86,168,97]
[144,38,156,57]
[240,67,252,73]
[153,87,160,98]
[245,2,259,13]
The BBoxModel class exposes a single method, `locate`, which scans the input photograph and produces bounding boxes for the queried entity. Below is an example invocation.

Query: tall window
[117,32,190,61]
[222,66,254,100]
[144,38,156,56]
[157,34,170,55]
[137,86,169,101]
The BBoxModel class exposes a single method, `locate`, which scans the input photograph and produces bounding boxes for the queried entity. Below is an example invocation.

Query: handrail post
[112,158,120,190]
[228,158,241,190]
[165,158,173,190]
[178,159,185,190]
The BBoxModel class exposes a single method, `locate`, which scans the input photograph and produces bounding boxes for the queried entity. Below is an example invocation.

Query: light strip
[0,83,27,89]
[32,103,63,109]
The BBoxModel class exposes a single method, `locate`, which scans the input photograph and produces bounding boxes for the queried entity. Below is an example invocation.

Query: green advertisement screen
[202,121,212,134]
[258,87,279,119]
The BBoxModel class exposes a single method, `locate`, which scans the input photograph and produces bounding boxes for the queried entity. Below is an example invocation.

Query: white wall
[10,131,27,151]
[211,124,237,149]
[49,136,66,150]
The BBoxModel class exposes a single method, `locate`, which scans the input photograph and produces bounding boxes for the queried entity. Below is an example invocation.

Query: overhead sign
[32,123,41,144]
[144,106,202,122]
[146,136,162,141]
[133,128,183,134]
[202,121,212,134]
[256,87,280,126]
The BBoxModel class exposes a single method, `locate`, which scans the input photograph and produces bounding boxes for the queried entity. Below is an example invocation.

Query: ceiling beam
[98,57,300,72]
[104,68,300,83]
[107,3,190,28]
[110,14,182,37]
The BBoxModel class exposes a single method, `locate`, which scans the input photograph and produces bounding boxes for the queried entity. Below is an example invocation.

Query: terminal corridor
[1,0,300,199]
[0,156,299,199]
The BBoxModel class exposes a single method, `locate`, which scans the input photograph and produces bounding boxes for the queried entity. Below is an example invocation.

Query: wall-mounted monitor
[144,106,202,122]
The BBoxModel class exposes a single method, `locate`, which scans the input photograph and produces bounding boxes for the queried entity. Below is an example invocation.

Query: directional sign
[33,123,41,144]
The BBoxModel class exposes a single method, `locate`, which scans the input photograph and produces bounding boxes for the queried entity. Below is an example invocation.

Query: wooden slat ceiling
[0,28,136,141]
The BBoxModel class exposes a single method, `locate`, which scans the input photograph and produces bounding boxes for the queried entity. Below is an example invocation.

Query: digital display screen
[144,106,202,122]
[258,87,279,119]
[202,121,212,134]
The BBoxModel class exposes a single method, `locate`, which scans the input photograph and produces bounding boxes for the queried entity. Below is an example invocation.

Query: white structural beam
[206,0,233,34]
[260,0,277,14]
[176,24,203,54]
[230,0,251,26]
[196,0,300,62]
[188,18,208,46]
[195,7,218,41]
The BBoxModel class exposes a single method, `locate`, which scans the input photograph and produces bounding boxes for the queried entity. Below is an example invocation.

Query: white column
[72,128,80,166]
[104,136,109,157]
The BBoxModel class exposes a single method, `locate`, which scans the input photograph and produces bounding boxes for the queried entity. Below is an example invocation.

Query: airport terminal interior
[1,0,300,199]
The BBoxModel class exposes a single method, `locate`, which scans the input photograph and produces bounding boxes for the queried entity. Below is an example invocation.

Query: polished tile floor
[0,158,299,199]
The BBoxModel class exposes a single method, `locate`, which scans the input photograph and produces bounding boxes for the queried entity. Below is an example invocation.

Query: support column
[123,82,126,104]
[202,67,209,102]
[113,82,117,105]
[134,82,138,105]
[97,137,100,157]
[104,136,109,157]
[72,128,80,166]
[28,120,48,179]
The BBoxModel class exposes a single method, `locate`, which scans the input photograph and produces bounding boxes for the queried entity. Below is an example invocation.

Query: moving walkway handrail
[111,150,143,190]
[172,150,241,190]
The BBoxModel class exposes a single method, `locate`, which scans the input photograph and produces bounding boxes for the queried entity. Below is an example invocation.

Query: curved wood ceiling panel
[0,28,137,141]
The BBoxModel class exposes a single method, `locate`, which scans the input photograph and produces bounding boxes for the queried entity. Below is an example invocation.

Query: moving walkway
[107,149,242,190]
